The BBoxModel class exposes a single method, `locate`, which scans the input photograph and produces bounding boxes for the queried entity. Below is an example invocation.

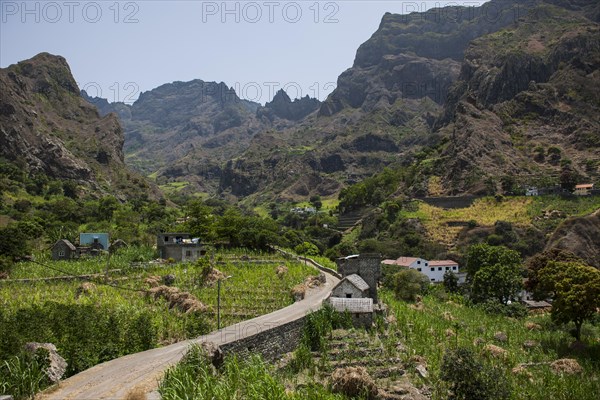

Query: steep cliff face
[319,0,532,117]
[0,53,148,198]
[439,3,600,194]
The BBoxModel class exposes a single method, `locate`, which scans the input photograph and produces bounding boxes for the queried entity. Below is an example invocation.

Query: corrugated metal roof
[56,239,76,251]
[328,297,373,313]
[344,274,370,291]
[523,300,552,309]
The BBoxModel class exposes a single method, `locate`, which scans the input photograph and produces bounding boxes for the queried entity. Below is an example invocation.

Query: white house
[574,183,594,196]
[525,187,538,196]
[382,257,460,283]
[426,260,460,282]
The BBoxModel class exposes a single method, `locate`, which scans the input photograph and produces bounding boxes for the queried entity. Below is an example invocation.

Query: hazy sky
[1,1,487,104]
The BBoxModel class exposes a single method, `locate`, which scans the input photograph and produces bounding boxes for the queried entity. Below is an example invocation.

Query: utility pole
[217,275,232,330]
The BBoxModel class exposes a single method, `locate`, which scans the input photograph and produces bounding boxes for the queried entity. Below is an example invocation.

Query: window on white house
[452,266,457,270]
[446,267,450,270]
[430,268,434,272]
[417,268,422,272]
[438,267,442,271]
[417,260,421,264]
[425,263,428,266]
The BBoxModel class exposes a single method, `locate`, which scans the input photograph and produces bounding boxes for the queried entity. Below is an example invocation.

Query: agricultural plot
[400,196,600,248]
[0,248,318,389]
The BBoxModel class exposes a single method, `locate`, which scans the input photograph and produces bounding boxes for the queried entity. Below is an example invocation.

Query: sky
[1,0,488,104]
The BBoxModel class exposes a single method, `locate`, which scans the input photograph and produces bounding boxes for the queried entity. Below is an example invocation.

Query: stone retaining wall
[219,317,306,361]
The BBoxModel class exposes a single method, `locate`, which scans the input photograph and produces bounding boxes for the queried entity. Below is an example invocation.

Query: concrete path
[40,270,339,400]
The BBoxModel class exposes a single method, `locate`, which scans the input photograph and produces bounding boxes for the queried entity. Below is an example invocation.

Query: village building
[328,297,374,328]
[325,254,383,328]
[79,233,109,250]
[382,256,460,283]
[525,187,538,196]
[336,253,381,302]
[157,233,206,262]
[110,239,128,252]
[51,239,77,261]
[574,183,594,196]
[331,274,370,299]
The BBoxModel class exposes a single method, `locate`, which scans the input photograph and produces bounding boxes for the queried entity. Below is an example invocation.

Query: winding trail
[40,268,339,400]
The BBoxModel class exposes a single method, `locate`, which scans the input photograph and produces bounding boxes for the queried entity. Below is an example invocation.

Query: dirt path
[40,271,339,400]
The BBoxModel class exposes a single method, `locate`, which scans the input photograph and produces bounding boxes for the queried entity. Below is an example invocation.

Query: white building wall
[410,263,459,283]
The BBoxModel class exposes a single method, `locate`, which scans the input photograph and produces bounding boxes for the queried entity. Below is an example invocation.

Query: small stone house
[331,274,370,299]
[110,239,128,252]
[326,254,382,328]
[328,297,374,328]
[157,233,206,262]
[336,254,381,302]
[52,239,77,261]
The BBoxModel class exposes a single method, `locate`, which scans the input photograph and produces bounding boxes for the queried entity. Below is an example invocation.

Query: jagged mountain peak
[257,89,321,122]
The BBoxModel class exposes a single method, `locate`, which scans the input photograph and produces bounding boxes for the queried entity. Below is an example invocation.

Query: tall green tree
[466,244,523,304]
[471,263,523,305]
[184,200,216,241]
[525,248,581,300]
[538,261,600,341]
[465,243,521,279]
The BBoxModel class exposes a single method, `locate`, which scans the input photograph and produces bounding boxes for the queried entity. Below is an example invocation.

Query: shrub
[391,269,430,302]
[440,347,511,400]
[475,300,528,318]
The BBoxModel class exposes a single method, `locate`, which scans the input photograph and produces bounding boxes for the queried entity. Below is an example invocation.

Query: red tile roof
[394,257,420,267]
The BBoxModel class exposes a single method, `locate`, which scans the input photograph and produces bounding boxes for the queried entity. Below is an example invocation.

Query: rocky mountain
[74,0,599,203]
[0,53,153,199]
[439,1,600,194]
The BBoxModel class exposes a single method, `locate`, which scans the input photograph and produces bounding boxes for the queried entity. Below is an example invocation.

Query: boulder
[24,342,67,383]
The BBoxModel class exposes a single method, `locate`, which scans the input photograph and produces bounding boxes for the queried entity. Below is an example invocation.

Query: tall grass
[0,355,48,399]
[381,290,600,400]
[159,346,342,400]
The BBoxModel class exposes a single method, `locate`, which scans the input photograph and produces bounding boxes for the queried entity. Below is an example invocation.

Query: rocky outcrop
[545,212,600,269]
[0,53,149,198]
